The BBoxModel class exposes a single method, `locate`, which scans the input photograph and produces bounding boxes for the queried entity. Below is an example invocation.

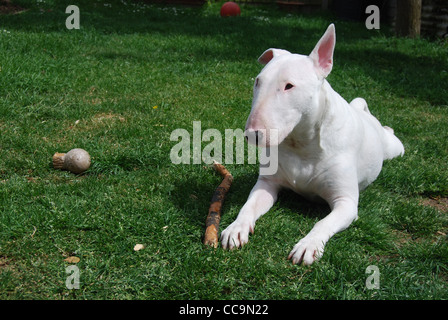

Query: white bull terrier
[220,24,404,265]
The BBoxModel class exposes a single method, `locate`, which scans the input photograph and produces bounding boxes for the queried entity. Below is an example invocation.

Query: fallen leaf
[64,256,80,263]
[134,244,145,251]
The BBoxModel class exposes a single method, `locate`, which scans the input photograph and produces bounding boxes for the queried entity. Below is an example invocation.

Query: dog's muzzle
[245,129,261,146]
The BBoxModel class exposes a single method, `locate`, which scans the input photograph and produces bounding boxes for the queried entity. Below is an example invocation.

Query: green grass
[1,0,447,300]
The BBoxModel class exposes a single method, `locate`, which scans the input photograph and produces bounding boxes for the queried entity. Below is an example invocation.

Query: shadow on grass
[336,47,448,106]
[171,171,257,229]
[277,189,330,220]
[1,1,323,60]
[4,1,446,106]
[171,168,330,238]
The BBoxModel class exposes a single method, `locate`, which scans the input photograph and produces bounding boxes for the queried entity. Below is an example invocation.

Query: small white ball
[63,148,91,174]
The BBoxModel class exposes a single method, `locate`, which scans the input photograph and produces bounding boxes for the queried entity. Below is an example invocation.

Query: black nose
[245,130,259,145]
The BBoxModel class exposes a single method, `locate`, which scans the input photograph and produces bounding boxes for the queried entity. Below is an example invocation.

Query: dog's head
[245,24,336,147]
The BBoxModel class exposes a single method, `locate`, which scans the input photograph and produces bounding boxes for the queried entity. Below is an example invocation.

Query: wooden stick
[204,161,233,248]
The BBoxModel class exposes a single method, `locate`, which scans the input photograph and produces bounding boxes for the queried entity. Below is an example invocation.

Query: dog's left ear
[258,48,291,65]
[309,24,336,79]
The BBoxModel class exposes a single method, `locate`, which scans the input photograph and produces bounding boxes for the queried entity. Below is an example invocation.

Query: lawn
[0,0,447,301]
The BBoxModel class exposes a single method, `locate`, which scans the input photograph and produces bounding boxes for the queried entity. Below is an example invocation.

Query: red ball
[220,2,241,17]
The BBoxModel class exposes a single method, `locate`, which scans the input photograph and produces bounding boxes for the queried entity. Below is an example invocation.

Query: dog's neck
[282,80,349,152]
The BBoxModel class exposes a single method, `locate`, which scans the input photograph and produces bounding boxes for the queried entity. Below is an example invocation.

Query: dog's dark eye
[285,83,294,90]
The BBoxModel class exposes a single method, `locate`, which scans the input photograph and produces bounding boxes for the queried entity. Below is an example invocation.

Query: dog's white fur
[220,24,404,265]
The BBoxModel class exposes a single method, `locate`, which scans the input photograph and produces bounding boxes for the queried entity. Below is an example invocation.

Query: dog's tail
[351,98,404,160]
[382,126,405,160]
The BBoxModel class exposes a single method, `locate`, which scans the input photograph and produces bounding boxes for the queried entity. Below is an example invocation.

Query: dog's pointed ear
[258,48,291,65]
[309,24,336,78]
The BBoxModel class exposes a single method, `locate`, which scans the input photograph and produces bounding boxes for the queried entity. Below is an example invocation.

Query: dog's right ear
[258,48,290,65]
[309,24,336,79]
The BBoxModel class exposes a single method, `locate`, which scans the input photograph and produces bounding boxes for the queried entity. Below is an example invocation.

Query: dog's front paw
[288,236,326,266]
[220,220,254,249]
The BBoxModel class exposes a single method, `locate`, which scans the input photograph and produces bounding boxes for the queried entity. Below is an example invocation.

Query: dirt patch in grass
[0,0,26,15]
[421,195,448,213]
[63,112,127,133]
[421,195,448,239]
[92,113,126,124]
[0,256,14,271]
